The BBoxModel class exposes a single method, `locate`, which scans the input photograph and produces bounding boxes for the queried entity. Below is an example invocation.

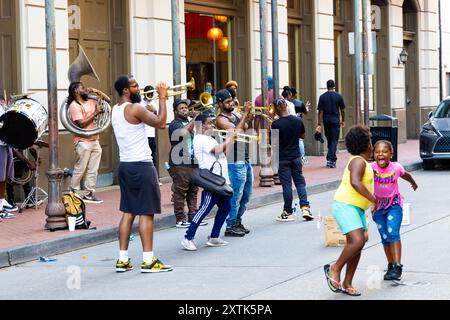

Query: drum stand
[20,146,48,210]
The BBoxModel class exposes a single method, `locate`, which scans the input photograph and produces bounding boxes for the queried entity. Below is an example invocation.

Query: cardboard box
[401,203,411,226]
[325,215,369,247]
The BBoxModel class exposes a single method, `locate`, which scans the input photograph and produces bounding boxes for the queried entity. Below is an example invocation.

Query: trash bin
[369,114,398,162]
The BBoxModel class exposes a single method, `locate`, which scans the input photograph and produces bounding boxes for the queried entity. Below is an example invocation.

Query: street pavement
[1,168,449,300]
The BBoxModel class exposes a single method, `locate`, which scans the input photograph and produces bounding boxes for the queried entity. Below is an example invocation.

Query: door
[0,0,20,95]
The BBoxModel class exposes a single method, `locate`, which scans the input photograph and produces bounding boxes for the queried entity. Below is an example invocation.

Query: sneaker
[115,259,133,273]
[199,221,208,227]
[330,161,337,168]
[301,157,309,165]
[390,263,403,281]
[181,238,197,251]
[141,258,173,273]
[2,200,18,213]
[224,226,246,237]
[0,211,16,219]
[276,211,295,222]
[206,237,229,247]
[175,221,191,228]
[236,223,250,234]
[301,206,314,221]
[384,263,395,281]
[326,161,333,168]
[83,193,104,204]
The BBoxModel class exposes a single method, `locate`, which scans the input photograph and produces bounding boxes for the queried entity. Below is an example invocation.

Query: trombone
[141,78,196,101]
[188,92,215,115]
[213,129,261,144]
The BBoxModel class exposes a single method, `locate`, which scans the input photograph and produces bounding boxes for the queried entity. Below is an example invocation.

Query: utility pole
[354,0,362,124]
[171,0,181,89]
[362,0,370,126]
[272,0,280,100]
[44,0,66,230]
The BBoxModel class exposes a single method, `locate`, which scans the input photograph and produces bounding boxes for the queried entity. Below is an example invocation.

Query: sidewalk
[0,140,421,268]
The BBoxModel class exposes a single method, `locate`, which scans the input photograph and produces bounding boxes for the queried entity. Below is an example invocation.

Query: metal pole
[272,0,279,100]
[171,0,181,88]
[259,0,273,187]
[354,0,362,124]
[362,0,370,126]
[44,0,66,230]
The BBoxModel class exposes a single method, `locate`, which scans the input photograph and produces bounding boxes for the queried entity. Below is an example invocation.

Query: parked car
[420,96,450,170]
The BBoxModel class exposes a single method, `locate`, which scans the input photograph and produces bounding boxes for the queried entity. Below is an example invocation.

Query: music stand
[20,141,49,210]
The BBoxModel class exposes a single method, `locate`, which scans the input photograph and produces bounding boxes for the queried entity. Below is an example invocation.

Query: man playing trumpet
[216,89,253,237]
[67,82,108,204]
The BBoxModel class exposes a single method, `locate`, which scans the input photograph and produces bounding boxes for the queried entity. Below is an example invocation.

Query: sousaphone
[60,44,112,137]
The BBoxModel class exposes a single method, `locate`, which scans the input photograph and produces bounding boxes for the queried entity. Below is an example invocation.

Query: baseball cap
[173,98,191,111]
[215,89,232,103]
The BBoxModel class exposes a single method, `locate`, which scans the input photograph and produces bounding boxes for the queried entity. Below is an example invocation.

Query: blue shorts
[372,204,403,246]
[332,201,367,235]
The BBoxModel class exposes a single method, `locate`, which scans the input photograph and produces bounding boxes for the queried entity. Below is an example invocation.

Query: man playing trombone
[67,82,107,204]
[215,89,253,237]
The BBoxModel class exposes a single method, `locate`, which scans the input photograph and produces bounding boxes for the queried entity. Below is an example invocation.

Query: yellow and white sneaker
[115,259,133,273]
[141,258,173,273]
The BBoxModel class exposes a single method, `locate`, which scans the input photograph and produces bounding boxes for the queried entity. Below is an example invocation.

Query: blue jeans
[185,191,231,240]
[226,162,254,228]
[372,204,403,246]
[278,157,309,213]
[299,139,305,159]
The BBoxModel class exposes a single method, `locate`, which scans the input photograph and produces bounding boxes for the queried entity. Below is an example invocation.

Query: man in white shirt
[181,114,236,251]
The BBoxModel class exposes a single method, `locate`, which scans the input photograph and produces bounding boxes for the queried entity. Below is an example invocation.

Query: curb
[0,161,423,269]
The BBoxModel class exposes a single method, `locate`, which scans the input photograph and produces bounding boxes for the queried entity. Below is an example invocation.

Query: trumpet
[235,104,276,116]
[141,78,196,101]
[189,92,215,115]
[213,129,261,144]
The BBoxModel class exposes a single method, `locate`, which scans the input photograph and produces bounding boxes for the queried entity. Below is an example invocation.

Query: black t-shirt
[293,99,307,118]
[218,113,250,163]
[168,118,196,167]
[271,115,305,161]
[317,91,346,124]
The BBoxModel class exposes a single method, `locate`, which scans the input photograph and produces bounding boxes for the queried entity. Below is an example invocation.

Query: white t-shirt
[286,100,296,116]
[140,100,159,138]
[193,134,230,184]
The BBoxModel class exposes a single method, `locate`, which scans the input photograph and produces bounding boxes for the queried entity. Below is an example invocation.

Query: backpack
[62,191,91,230]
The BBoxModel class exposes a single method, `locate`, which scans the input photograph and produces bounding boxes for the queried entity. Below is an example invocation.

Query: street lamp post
[171,0,181,92]
[362,0,370,126]
[44,0,67,230]
[271,0,281,185]
[354,0,362,125]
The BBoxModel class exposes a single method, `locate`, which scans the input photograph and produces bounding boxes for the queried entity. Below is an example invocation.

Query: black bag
[191,161,233,197]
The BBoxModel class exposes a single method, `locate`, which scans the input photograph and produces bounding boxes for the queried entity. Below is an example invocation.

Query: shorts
[372,204,403,246]
[0,146,14,182]
[332,201,367,235]
[118,162,161,215]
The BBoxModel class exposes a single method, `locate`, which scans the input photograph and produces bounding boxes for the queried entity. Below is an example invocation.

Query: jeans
[226,162,254,228]
[299,139,305,159]
[185,191,231,240]
[278,157,309,213]
[373,204,403,246]
[323,122,341,162]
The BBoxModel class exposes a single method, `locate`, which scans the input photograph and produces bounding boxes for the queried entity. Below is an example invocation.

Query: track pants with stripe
[185,191,232,241]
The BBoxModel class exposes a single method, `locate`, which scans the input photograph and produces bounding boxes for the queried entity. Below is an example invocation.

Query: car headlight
[422,125,438,136]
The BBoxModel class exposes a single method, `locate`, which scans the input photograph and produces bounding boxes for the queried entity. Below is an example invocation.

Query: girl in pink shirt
[371,140,418,281]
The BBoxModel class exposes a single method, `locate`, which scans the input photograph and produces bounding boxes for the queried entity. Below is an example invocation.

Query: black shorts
[118,162,161,215]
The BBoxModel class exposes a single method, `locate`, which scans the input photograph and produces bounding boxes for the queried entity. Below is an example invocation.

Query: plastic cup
[68,216,76,231]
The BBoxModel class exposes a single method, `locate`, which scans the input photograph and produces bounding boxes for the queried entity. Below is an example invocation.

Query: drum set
[0,92,49,209]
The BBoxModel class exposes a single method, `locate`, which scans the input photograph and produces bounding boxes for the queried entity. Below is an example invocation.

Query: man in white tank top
[111,75,172,274]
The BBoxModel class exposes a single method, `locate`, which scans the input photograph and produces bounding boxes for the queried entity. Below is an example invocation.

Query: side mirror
[428,111,433,119]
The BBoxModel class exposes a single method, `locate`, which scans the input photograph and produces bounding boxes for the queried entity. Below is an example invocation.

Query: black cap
[173,98,191,111]
[215,89,232,103]
[314,131,325,143]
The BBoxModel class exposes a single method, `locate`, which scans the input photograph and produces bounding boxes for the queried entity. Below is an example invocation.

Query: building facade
[0,0,444,193]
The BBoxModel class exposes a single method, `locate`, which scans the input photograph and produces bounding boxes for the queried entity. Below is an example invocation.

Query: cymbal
[10,92,37,99]
[34,140,49,148]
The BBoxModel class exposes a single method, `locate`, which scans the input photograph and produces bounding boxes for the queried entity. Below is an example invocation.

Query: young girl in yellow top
[324,125,376,297]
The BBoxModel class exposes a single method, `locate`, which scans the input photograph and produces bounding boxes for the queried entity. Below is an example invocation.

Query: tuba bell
[60,44,112,137]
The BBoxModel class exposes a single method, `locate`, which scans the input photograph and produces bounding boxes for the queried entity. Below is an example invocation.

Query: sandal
[323,264,342,293]
[342,287,361,297]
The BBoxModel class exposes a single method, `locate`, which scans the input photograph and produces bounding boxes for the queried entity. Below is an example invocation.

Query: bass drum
[0,99,48,149]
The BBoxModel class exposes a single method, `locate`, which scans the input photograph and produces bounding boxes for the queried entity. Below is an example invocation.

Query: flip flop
[342,287,361,297]
[323,264,342,293]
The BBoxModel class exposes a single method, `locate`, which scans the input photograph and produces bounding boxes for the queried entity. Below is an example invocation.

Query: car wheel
[422,159,434,171]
